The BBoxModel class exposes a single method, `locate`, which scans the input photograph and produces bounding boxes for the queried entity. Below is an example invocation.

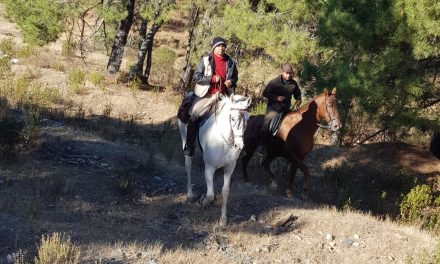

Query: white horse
[178,94,251,226]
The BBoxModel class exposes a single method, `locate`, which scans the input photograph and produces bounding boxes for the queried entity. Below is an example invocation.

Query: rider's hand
[276,96,285,102]
[224,80,232,88]
[212,75,220,83]
[294,99,302,110]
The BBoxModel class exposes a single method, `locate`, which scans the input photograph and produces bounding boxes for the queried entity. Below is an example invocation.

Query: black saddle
[268,112,285,136]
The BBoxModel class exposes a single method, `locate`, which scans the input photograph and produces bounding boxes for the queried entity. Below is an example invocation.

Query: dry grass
[35,233,80,264]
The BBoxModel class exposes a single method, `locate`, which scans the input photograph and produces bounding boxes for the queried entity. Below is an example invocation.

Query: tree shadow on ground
[1,94,438,261]
[0,95,318,261]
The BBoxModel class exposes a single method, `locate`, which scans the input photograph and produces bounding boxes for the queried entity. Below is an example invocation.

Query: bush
[400,185,432,222]
[0,57,11,79]
[35,233,80,264]
[0,38,15,56]
[89,71,105,89]
[151,47,177,88]
[68,69,86,94]
[4,0,63,46]
[400,184,440,232]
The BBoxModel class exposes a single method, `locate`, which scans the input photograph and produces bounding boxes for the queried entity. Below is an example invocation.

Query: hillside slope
[0,4,439,263]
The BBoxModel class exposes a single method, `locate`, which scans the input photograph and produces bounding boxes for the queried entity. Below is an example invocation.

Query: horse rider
[258,63,302,155]
[183,36,239,156]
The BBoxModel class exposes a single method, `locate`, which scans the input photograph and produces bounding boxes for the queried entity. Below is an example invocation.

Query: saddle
[268,112,286,136]
[177,93,196,124]
[177,94,226,126]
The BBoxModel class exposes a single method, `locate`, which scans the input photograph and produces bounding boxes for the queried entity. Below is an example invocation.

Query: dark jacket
[263,76,301,112]
[192,53,238,95]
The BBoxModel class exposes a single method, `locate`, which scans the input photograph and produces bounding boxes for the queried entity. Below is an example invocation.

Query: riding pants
[260,107,280,135]
[189,93,219,122]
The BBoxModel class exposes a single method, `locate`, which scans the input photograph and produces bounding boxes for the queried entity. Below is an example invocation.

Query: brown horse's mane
[297,92,326,115]
[283,91,325,122]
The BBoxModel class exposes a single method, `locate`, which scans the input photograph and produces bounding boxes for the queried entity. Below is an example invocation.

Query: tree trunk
[143,22,162,84]
[106,0,135,74]
[178,4,199,93]
[128,19,148,81]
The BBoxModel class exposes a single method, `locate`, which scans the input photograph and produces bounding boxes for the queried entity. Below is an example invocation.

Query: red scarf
[209,53,227,94]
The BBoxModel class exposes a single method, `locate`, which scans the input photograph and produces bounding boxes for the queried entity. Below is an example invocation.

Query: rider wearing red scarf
[183,37,238,156]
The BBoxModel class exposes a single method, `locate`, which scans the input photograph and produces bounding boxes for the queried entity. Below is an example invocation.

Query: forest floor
[0,4,439,264]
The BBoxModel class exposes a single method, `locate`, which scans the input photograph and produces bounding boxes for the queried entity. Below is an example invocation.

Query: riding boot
[183,120,197,156]
[257,131,270,157]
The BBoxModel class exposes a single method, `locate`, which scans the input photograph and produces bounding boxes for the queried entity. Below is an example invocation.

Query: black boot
[183,120,197,156]
[257,131,270,157]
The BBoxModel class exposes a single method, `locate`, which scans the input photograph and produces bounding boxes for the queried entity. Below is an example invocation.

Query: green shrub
[89,71,105,89]
[68,69,86,94]
[400,185,432,222]
[16,44,38,59]
[51,62,66,73]
[35,233,80,264]
[151,47,177,88]
[400,184,440,232]
[9,79,63,109]
[0,57,11,79]
[0,38,15,56]
[4,0,63,46]
[128,78,141,92]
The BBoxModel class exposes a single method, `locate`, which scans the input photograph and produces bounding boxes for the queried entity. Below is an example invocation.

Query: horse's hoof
[198,195,214,207]
[219,217,227,227]
[202,197,214,206]
[186,195,198,204]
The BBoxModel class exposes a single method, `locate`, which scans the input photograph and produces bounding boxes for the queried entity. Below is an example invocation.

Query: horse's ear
[324,88,328,96]
[332,87,337,95]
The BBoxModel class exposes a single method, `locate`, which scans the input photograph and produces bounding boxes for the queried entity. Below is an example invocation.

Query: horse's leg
[185,155,196,202]
[220,162,235,226]
[241,146,255,182]
[261,155,277,190]
[201,165,216,206]
[287,157,309,199]
[285,164,298,198]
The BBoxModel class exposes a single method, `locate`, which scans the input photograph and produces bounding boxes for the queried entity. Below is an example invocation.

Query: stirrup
[183,144,195,156]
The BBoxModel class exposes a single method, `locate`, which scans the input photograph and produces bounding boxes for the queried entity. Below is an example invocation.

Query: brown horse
[241,88,341,198]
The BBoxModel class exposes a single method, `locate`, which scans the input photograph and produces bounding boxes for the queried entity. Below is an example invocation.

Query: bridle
[212,95,249,149]
[317,93,340,132]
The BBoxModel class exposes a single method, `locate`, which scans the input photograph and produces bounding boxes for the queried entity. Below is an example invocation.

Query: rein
[316,93,338,131]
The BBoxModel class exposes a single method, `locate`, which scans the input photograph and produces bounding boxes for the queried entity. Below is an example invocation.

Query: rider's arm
[262,80,279,102]
[192,57,210,86]
[292,80,301,101]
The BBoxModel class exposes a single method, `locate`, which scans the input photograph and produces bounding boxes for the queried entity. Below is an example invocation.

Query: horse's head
[229,94,251,150]
[322,87,341,132]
